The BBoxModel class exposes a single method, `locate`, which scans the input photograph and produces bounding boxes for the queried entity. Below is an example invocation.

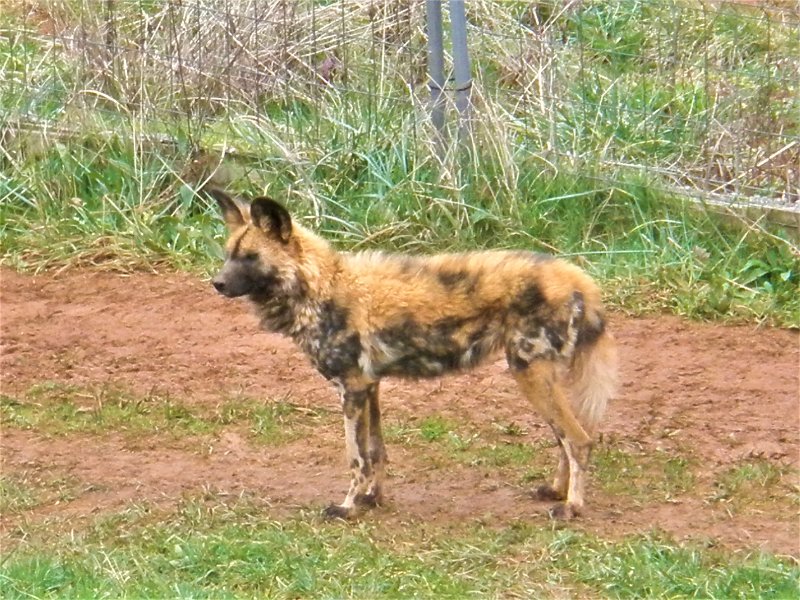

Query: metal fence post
[448,0,472,144]
[425,0,447,156]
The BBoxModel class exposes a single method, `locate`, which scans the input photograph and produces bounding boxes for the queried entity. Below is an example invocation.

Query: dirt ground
[1,268,798,556]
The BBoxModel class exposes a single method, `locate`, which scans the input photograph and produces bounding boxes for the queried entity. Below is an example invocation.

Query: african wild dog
[208,188,618,520]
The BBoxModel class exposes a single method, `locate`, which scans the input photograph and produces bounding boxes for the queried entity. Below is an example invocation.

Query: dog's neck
[293,223,341,299]
[253,226,344,344]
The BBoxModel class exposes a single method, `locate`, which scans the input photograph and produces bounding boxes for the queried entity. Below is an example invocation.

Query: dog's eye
[243,252,259,261]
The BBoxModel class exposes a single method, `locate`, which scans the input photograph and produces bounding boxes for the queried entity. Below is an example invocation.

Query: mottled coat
[209,189,618,520]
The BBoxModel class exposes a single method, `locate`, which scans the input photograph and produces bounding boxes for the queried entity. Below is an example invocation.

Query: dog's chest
[295,300,361,381]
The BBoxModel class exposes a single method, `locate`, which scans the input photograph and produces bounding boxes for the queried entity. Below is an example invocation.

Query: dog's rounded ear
[250,197,292,243]
[205,188,245,231]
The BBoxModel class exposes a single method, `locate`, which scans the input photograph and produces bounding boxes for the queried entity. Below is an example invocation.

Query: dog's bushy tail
[568,319,618,436]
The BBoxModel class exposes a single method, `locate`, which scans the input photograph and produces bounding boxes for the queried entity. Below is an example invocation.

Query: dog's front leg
[356,382,386,507]
[324,382,372,520]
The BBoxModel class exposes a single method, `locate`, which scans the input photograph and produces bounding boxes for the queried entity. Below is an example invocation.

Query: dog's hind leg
[356,382,387,508]
[510,360,592,519]
[531,428,569,502]
[324,383,374,520]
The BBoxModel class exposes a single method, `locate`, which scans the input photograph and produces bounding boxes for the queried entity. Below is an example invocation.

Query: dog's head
[208,189,303,301]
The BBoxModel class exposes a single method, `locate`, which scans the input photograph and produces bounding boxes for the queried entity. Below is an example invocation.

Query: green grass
[593,446,696,503]
[0,473,86,515]
[1,382,217,439]
[1,0,798,326]
[386,415,544,470]
[1,495,797,599]
[417,415,457,443]
[216,394,329,445]
[0,382,321,445]
[0,475,42,514]
[710,459,800,515]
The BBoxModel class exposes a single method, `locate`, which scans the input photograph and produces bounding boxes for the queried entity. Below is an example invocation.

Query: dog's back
[337,250,613,392]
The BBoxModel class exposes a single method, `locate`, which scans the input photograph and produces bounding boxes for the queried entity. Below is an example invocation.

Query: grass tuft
[593,445,696,502]
[0,383,322,445]
[709,459,799,515]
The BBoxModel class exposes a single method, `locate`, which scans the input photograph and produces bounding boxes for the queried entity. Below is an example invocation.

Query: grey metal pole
[425,0,447,155]
[448,0,472,143]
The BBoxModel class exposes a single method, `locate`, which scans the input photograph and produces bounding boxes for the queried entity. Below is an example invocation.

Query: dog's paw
[530,484,565,502]
[354,491,383,508]
[548,502,581,520]
[323,503,355,520]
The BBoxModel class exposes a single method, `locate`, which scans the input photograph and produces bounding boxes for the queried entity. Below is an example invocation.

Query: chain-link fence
[2,1,798,222]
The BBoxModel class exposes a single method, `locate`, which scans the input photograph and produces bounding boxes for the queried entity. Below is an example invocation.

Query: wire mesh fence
[2,0,798,217]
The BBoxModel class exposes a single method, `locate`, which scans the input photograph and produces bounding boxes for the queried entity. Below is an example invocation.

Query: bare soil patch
[1,268,798,555]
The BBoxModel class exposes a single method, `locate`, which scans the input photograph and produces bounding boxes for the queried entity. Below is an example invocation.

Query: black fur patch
[229,234,245,260]
[510,283,547,315]
[506,350,529,372]
[216,259,282,300]
[505,324,563,371]
[505,340,557,371]
[317,299,347,335]
[313,301,362,380]
[571,291,585,316]
[323,504,352,520]
[258,300,295,333]
[342,386,370,414]
[366,384,386,465]
[372,314,498,378]
[435,269,464,287]
[532,485,565,502]
[544,325,565,352]
[576,316,605,349]
[252,273,310,333]
[247,269,282,299]
[437,270,465,288]
[438,269,481,294]
[505,283,589,371]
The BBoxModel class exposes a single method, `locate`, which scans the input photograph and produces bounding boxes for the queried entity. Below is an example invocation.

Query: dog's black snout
[212,279,226,294]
